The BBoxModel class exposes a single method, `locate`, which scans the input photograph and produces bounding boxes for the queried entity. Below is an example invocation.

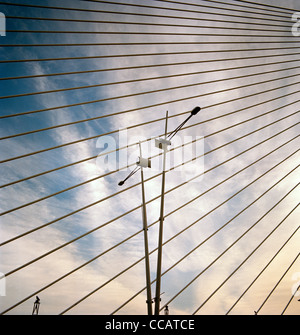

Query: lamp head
[191,106,201,115]
[118,180,125,186]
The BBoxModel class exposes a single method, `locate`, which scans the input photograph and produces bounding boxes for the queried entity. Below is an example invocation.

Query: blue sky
[0,0,300,315]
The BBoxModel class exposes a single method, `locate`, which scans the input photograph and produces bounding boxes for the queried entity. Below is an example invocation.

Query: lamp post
[118,143,153,315]
[154,111,169,316]
[154,106,201,315]
[118,106,200,315]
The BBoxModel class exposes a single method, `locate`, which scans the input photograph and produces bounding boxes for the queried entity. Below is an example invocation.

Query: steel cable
[2,137,297,315]
[2,46,299,65]
[192,203,299,315]
[111,166,299,314]
[0,1,293,26]
[2,82,299,190]
[255,253,300,314]
[1,70,299,164]
[1,107,299,216]
[161,182,299,313]
[2,124,298,284]
[226,226,300,314]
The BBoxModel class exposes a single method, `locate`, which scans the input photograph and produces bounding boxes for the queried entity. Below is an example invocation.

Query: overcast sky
[0,0,299,315]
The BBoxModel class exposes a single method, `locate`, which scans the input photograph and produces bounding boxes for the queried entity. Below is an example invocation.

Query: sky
[0,0,299,315]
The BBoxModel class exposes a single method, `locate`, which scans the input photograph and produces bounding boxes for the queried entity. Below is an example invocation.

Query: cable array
[0,0,299,315]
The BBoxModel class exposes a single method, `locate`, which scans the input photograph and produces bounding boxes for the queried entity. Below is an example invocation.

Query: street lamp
[154,106,201,315]
[118,142,153,315]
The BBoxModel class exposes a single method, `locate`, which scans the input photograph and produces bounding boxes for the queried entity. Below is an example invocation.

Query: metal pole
[154,111,168,315]
[139,142,153,316]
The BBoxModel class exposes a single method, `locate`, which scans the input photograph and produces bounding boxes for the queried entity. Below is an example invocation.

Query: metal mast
[119,143,153,315]
[154,107,201,314]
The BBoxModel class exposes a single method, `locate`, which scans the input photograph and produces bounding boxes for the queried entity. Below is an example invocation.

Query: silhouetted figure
[32,296,40,315]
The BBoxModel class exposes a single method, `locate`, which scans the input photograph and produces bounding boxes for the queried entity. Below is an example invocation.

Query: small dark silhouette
[32,296,40,315]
